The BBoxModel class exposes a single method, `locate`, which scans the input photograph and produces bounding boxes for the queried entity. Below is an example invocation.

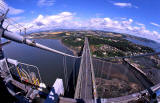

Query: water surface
[126,37,160,52]
[3,39,76,87]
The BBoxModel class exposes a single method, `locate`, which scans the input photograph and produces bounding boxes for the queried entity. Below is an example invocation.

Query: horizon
[29,29,157,43]
[1,0,160,42]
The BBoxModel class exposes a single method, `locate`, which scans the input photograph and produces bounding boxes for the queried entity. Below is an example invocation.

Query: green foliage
[62,36,84,47]
[140,46,154,53]
[107,51,125,57]
[61,34,154,58]
[93,50,104,57]
[87,36,154,53]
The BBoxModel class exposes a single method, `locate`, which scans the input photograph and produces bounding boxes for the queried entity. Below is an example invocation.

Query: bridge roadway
[72,37,160,102]
[74,37,96,100]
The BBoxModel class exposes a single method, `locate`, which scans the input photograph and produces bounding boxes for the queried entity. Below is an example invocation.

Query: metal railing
[8,61,42,87]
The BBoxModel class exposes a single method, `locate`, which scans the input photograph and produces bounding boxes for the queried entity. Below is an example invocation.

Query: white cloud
[113,2,132,7]
[8,11,160,43]
[11,12,75,32]
[136,22,145,27]
[0,0,24,15]
[9,16,25,21]
[37,0,55,7]
[85,18,160,42]
[8,6,24,15]
[113,2,138,8]
[33,12,74,26]
[150,22,160,28]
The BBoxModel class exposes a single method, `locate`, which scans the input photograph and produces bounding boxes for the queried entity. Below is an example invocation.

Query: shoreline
[59,39,78,56]
[28,35,79,56]
[27,36,78,56]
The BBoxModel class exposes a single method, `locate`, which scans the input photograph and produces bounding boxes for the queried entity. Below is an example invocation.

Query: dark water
[3,37,156,97]
[3,39,77,87]
[126,38,160,52]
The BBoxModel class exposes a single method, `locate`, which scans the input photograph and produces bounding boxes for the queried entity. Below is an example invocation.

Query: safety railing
[8,61,42,87]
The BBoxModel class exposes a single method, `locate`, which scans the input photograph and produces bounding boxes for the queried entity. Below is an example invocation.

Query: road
[74,37,94,99]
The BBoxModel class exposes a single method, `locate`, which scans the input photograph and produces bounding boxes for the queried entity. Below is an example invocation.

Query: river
[3,39,78,87]
[3,37,157,98]
[126,37,160,52]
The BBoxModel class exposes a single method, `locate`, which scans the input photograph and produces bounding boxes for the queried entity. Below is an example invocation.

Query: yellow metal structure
[16,66,40,86]
[16,67,22,81]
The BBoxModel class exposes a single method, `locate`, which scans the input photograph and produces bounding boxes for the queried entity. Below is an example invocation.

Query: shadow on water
[64,41,87,98]
[64,58,81,98]
[2,38,84,99]
[64,43,84,98]
[3,39,74,86]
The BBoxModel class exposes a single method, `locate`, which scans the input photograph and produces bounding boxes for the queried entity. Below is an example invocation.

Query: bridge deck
[74,37,95,99]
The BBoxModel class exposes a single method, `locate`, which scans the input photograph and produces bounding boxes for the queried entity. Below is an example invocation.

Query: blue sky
[1,0,160,42]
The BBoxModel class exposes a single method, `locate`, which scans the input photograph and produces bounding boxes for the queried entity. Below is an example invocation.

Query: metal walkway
[74,37,97,100]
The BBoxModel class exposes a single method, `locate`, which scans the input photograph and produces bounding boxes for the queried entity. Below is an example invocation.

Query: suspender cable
[99,61,104,97]
[72,57,76,90]
[63,56,68,91]
[2,30,80,58]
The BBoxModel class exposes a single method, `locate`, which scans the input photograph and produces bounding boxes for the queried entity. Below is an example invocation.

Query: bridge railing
[92,52,160,102]
[74,38,87,99]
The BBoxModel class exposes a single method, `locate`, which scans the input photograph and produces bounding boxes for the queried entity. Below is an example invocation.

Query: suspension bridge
[58,36,160,103]
[74,37,97,100]
[0,6,160,103]
[72,37,160,103]
[57,36,160,103]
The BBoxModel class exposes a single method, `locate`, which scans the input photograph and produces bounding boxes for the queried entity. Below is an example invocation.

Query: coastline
[28,35,79,56]
[59,39,79,56]
[28,35,156,58]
